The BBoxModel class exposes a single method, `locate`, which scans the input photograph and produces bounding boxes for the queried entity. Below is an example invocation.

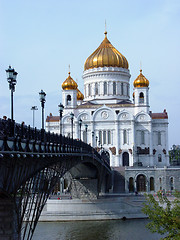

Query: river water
[33,219,162,240]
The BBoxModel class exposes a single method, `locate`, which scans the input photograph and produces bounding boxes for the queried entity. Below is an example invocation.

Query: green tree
[142,191,180,240]
[169,145,180,165]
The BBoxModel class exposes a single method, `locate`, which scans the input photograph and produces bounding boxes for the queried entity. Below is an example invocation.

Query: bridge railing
[0,118,111,169]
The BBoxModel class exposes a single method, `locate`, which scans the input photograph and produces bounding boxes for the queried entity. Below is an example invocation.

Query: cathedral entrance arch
[122,152,129,166]
[137,174,146,192]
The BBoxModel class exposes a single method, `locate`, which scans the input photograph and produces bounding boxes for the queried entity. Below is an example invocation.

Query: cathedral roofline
[150,109,168,119]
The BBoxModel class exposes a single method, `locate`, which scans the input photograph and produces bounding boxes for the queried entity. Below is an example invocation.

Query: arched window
[121,83,124,95]
[88,84,91,96]
[139,92,144,103]
[158,154,162,162]
[113,82,116,95]
[122,152,129,166]
[150,177,154,191]
[141,131,145,144]
[104,82,107,95]
[129,177,134,192]
[66,95,71,105]
[170,177,174,190]
[123,129,127,144]
[158,132,161,145]
[95,82,98,95]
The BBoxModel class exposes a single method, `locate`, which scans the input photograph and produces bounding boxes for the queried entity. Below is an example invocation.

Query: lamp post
[31,106,38,128]
[85,124,88,143]
[39,90,46,129]
[58,103,64,135]
[6,66,18,121]
[92,131,94,147]
[70,112,74,138]
[79,119,82,141]
[96,136,98,148]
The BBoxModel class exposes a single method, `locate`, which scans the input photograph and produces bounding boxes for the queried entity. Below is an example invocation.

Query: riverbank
[39,194,147,221]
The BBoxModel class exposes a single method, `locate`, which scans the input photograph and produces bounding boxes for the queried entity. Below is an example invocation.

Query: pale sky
[0,0,180,148]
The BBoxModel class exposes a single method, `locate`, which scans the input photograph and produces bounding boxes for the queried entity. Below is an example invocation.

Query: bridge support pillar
[0,198,21,240]
[71,178,98,199]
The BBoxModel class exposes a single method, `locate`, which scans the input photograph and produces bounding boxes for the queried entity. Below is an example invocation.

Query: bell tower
[62,71,78,108]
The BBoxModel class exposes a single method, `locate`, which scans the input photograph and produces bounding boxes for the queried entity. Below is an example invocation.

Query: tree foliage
[169,145,180,165]
[142,191,180,240]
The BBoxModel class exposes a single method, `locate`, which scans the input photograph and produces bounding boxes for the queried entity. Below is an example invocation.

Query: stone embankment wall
[39,195,147,221]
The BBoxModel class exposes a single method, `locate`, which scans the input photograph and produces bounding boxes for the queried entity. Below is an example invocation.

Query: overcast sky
[0,0,179,148]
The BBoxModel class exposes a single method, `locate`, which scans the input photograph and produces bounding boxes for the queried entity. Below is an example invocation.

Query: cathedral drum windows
[104,82,107,95]
[95,82,99,95]
[121,83,124,95]
[88,84,91,96]
[113,82,116,95]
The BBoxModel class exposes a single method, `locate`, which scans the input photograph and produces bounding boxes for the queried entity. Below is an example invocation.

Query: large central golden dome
[84,32,129,70]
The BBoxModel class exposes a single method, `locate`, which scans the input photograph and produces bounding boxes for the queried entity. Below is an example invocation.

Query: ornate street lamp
[79,119,82,141]
[39,90,46,129]
[31,106,38,128]
[70,112,74,139]
[58,103,64,135]
[92,131,94,147]
[85,124,88,143]
[6,66,18,121]
[96,136,98,148]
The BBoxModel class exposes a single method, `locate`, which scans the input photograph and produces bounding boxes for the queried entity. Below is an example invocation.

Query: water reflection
[33,219,161,240]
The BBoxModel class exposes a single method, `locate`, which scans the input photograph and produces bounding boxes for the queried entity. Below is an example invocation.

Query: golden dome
[133,69,149,88]
[77,88,84,101]
[62,72,78,90]
[84,32,129,70]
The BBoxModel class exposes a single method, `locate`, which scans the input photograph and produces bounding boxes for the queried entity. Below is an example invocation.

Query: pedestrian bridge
[0,118,112,240]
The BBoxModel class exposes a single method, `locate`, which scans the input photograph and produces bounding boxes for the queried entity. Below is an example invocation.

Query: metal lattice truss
[0,118,111,239]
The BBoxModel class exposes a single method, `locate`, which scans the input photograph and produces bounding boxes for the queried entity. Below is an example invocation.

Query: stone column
[149,121,153,166]
[131,120,135,166]
[115,120,119,166]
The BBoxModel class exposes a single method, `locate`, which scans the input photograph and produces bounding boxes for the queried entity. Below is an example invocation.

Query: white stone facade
[46,65,169,169]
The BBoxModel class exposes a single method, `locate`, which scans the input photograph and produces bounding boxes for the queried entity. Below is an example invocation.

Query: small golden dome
[62,72,78,90]
[84,32,129,70]
[133,69,149,88]
[77,88,84,101]
[133,92,135,98]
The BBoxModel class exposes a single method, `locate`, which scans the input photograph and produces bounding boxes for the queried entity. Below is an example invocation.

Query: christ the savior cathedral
[46,31,180,193]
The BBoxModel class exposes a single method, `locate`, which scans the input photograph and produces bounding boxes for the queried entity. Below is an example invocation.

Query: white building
[46,31,169,170]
